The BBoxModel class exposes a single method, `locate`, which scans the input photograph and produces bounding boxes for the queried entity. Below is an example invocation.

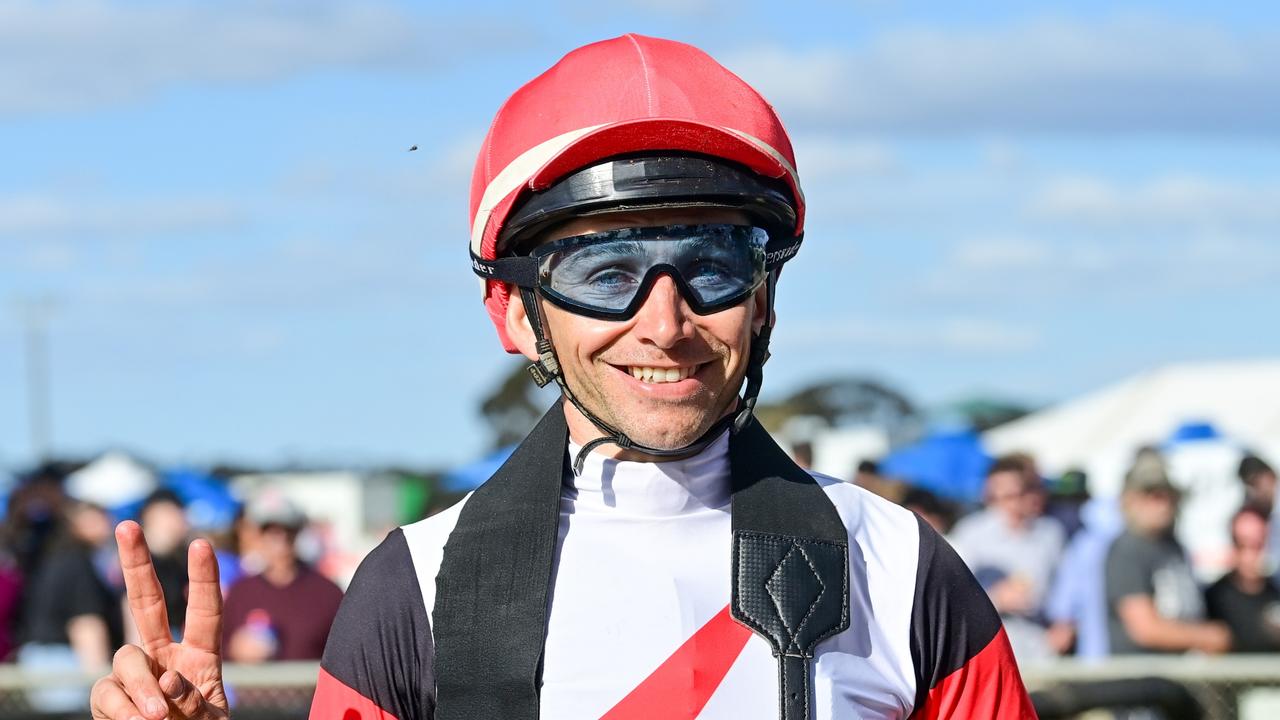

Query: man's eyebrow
[677,235,722,251]
[566,239,644,260]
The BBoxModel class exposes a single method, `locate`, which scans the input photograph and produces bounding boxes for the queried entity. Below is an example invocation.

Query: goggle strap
[473,252,538,286]
[764,233,803,270]
[733,272,776,433]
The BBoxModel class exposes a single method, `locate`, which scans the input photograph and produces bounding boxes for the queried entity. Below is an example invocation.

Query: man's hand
[91,521,229,720]
[988,576,1035,615]
[227,626,276,664]
[1195,621,1232,655]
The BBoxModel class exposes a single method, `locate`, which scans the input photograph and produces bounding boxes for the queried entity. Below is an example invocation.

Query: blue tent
[441,445,517,493]
[1164,420,1223,446]
[164,468,241,530]
[879,429,992,503]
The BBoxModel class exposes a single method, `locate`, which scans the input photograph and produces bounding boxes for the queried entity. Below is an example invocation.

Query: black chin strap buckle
[527,362,554,388]
[527,338,562,388]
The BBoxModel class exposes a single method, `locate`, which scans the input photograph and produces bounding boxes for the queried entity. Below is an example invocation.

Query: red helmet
[469,34,805,352]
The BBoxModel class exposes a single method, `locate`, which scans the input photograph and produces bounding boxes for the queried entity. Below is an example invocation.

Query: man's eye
[687,259,732,282]
[587,269,635,289]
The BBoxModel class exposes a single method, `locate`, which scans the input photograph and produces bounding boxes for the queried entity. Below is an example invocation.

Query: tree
[479,361,557,449]
[755,377,922,444]
[947,397,1033,432]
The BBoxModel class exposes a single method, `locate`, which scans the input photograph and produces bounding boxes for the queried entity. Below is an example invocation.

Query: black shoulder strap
[431,405,568,720]
[432,406,849,720]
[729,418,850,720]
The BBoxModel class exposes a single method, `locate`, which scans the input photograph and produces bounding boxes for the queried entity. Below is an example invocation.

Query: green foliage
[756,377,921,442]
[479,361,552,449]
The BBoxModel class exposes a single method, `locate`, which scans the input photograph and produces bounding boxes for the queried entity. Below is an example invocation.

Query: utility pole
[17,297,55,463]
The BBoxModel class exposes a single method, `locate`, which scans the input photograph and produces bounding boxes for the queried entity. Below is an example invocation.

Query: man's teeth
[629,366,694,383]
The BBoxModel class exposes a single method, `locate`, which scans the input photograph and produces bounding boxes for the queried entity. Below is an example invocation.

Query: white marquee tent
[65,450,157,509]
[984,360,1280,497]
[983,360,1280,578]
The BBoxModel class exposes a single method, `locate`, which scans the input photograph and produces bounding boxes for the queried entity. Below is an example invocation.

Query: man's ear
[504,285,541,362]
[750,282,772,335]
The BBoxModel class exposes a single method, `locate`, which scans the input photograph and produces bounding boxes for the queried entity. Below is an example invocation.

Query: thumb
[160,670,218,719]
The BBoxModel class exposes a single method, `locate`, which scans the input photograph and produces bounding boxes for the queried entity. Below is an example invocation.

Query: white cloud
[1031,175,1280,228]
[66,230,457,315]
[947,235,1122,274]
[920,225,1280,304]
[0,1,440,115]
[981,139,1027,175]
[785,316,1041,354]
[951,236,1055,272]
[0,194,242,237]
[724,15,1280,133]
[275,131,481,201]
[17,241,80,272]
[617,0,720,17]
[794,136,898,182]
[938,318,1041,353]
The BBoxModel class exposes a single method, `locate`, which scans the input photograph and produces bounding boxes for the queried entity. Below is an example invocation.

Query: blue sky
[2,1,1277,471]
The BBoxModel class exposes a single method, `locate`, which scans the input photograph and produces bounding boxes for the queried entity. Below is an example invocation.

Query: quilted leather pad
[732,530,850,657]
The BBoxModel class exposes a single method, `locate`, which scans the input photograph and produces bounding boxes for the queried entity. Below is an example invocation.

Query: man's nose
[631,274,695,348]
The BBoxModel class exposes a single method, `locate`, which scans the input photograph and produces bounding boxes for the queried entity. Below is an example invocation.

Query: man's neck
[262,559,300,588]
[997,510,1031,532]
[1131,526,1174,541]
[1232,571,1267,595]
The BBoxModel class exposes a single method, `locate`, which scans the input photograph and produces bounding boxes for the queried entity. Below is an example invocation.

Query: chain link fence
[2,658,1280,718]
[0,663,318,720]
[1024,656,1280,719]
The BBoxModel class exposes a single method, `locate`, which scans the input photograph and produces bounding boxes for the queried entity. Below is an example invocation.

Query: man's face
[140,500,189,556]
[258,524,299,565]
[70,503,112,546]
[1124,486,1178,535]
[507,207,767,453]
[1232,512,1269,582]
[1252,471,1278,503]
[986,470,1034,524]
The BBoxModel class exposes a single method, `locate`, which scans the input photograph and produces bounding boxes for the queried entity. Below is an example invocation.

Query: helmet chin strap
[519,273,777,476]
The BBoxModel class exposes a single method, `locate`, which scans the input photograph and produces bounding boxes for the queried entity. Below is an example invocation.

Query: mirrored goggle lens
[534,225,768,317]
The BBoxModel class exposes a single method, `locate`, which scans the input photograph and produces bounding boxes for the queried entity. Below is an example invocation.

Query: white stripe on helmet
[722,127,805,205]
[470,124,607,258]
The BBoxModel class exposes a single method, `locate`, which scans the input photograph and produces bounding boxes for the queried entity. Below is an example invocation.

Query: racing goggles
[473,224,800,320]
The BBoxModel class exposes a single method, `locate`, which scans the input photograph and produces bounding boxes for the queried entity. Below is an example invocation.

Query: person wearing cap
[1105,453,1230,655]
[88,35,1032,720]
[1238,454,1280,557]
[220,491,343,664]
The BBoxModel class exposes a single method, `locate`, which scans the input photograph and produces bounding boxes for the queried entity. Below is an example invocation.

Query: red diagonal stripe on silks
[601,604,753,720]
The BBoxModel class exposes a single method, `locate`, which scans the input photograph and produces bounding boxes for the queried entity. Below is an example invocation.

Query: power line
[15,296,56,462]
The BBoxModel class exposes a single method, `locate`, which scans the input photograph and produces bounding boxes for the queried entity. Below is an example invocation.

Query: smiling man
[90,34,1033,720]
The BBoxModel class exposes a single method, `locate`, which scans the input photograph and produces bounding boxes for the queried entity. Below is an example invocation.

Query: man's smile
[624,364,697,383]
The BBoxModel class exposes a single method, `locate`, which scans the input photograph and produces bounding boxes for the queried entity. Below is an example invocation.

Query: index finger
[116,520,173,653]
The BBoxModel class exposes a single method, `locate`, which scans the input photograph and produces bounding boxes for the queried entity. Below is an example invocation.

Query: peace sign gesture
[91,521,230,720]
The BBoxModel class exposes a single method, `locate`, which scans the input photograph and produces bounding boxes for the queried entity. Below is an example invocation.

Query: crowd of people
[0,468,343,711]
[841,448,1280,665]
[0,440,1276,709]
